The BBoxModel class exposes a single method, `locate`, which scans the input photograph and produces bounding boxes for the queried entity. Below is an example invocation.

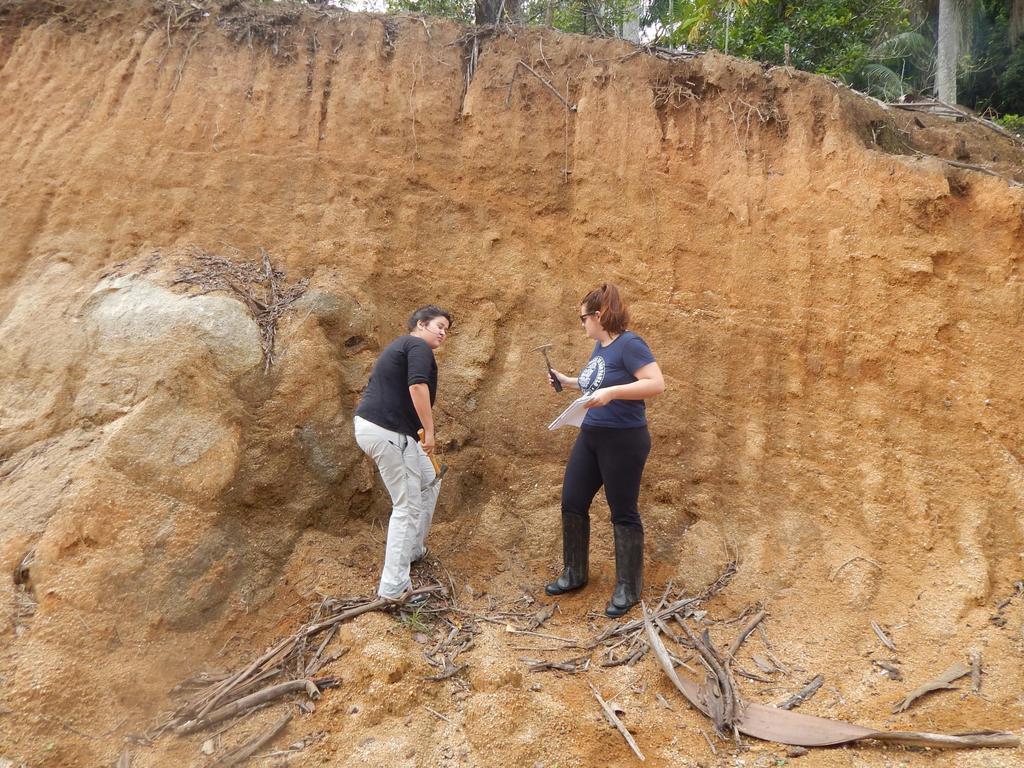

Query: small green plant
[398,603,431,634]
[995,114,1024,134]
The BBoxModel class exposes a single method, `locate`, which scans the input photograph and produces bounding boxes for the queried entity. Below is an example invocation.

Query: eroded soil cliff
[1,2,1023,766]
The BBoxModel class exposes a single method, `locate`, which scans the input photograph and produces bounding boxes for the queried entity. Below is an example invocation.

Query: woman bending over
[354,305,451,601]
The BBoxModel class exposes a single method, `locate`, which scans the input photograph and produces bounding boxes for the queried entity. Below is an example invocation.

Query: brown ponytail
[581,283,629,334]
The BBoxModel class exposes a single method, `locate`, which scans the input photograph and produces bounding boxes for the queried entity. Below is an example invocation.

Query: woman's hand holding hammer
[548,368,578,391]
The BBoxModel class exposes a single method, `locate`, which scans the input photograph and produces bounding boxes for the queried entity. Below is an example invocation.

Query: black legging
[561,425,651,529]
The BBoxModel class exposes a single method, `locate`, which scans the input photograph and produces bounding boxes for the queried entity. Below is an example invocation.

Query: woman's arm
[409,383,435,452]
[583,362,664,408]
[549,369,580,391]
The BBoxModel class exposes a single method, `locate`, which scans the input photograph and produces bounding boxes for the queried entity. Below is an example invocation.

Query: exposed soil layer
[1,2,1023,766]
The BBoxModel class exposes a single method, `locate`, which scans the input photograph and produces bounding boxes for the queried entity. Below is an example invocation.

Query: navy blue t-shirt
[578,331,656,428]
[355,335,437,437]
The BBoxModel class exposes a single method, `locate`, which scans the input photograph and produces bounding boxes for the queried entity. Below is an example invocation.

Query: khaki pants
[353,416,440,598]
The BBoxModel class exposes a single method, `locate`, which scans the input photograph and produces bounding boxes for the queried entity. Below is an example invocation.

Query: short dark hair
[407,305,453,332]
[581,283,628,334]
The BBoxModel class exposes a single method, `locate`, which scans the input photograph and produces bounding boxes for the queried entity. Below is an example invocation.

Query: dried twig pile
[651,75,702,109]
[172,245,309,373]
[588,561,737,668]
[424,622,477,681]
[145,585,444,764]
[217,1,307,58]
[507,562,737,678]
[643,607,1020,750]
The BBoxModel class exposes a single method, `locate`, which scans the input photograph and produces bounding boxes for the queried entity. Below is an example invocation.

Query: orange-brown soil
[1,2,1023,766]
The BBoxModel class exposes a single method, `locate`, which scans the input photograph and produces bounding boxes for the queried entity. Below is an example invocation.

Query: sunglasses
[579,312,597,324]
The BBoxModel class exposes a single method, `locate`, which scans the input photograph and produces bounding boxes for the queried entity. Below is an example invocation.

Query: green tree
[848,29,933,100]
[647,1,912,78]
[380,0,1020,112]
[387,0,638,33]
[385,0,475,22]
[959,0,1024,113]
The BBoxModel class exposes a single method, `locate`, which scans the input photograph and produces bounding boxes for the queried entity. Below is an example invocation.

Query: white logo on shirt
[578,357,606,395]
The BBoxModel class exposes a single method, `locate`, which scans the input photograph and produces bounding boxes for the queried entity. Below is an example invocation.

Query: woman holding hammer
[545,284,664,617]
[354,305,451,602]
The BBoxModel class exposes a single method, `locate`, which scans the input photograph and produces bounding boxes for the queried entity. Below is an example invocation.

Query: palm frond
[856,62,911,100]
[870,31,932,64]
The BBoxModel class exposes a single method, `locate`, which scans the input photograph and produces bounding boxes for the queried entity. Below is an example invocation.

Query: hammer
[418,429,448,490]
[531,343,562,392]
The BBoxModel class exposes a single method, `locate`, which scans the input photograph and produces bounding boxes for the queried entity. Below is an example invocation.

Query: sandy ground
[0,2,1023,766]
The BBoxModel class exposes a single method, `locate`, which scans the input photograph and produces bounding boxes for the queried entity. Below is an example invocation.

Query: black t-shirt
[355,335,437,437]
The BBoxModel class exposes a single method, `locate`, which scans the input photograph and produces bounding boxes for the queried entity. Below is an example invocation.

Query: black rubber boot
[605,525,643,617]
[545,514,589,595]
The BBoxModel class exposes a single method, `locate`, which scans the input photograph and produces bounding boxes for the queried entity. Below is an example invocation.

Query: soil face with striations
[1,2,1023,766]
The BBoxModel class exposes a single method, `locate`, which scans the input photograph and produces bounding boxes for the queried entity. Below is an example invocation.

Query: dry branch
[734,668,772,683]
[590,683,644,761]
[888,99,1023,145]
[642,604,1018,750]
[165,585,443,733]
[870,621,896,651]
[424,705,453,724]
[872,660,902,681]
[525,603,556,630]
[210,710,291,768]
[523,653,590,673]
[601,639,648,668]
[777,675,823,711]
[893,662,970,713]
[515,60,576,112]
[423,618,475,682]
[727,610,766,660]
[176,678,336,734]
[590,596,699,646]
[172,246,308,373]
[938,157,1024,186]
[679,622,738,736]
